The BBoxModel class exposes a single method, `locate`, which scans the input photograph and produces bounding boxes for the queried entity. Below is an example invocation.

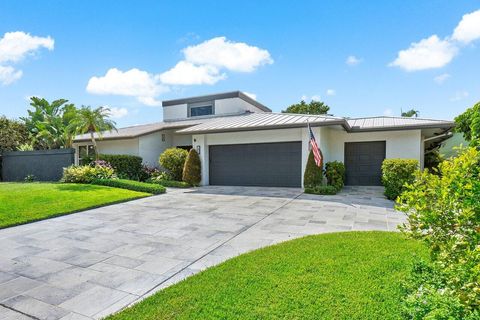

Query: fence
[1,148,74,181]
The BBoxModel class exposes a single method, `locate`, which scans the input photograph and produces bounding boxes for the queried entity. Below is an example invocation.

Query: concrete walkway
[0,186,406,319]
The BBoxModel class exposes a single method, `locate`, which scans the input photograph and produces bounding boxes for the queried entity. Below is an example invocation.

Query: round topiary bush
[159,147,188,181]
[303,150,323,187]
[182,149,201,186]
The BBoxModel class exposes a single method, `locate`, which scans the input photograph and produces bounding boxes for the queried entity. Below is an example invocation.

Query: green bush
[159,148,188,181]
[61,165,115,183]
[303,150,323,187]
[182,149,201,186]
[381,159,418,200]
[148,178,190,188]
[304,185,338,195]
[325,161,345,191]
[98,154,143,180]
[397,147,480,318]
[92,179,166,194]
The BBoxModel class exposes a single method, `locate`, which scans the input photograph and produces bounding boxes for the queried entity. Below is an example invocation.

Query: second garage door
[209,142,302,187]
[344,141,386,186]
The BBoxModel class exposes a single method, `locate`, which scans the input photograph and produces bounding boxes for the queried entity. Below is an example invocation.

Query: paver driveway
[0,186,406,319]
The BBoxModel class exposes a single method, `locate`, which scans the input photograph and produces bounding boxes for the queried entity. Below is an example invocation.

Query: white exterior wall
[215,97,266,114]
[73,139,139,165]
[139,132,171,167]
[163,104,188,121]
[326,128,422,163]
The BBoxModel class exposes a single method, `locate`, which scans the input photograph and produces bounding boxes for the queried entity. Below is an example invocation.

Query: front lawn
[0,182,150,228]
[108,232,427,320]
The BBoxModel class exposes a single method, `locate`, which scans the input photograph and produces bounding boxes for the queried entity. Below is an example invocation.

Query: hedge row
[149,179,190,188]
[98,154,144,180]
[381,159,418,200]
[304,185,338,195]
[92,179,166,194]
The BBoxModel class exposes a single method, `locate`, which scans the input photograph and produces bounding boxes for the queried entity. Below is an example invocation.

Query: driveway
[0,186,406,319]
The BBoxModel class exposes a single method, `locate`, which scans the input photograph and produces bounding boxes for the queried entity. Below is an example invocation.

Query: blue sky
[0,1,479,127]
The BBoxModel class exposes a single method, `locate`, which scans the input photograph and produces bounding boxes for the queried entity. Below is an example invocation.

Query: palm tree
[401,108,420,118]
[71,106,117,160]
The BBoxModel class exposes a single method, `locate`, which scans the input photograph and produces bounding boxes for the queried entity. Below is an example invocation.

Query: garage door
[209,142,302,187]
[344,141,386,186]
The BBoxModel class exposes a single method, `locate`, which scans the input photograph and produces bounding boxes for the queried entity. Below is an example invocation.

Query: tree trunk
[90,132,99,161]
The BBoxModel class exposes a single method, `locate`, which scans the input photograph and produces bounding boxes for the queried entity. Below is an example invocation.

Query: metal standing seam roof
[347,116,454,131]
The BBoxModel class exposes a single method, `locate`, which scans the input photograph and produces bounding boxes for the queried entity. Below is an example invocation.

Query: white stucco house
[73,91,454,187]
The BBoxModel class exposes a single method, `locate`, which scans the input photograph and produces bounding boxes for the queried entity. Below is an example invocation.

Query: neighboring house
[73,91,454,187]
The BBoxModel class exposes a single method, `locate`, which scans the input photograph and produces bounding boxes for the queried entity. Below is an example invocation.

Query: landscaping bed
[0,182,150,228]
[108,231,427,320]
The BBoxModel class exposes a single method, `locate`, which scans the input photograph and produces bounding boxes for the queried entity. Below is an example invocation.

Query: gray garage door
[344,141,386,186]
[209,142,302,187]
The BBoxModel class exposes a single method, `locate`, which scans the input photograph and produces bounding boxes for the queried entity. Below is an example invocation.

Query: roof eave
[348,123,455,133]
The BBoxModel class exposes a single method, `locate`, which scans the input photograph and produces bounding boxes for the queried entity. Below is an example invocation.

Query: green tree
[303,150,323,187]
[21,97,78,149]
[0,116,29,153]
[454,102,480,146]
[182,149,201,186]
[401,109,420,117]
[70,106,117,160]
[282,100,330,115]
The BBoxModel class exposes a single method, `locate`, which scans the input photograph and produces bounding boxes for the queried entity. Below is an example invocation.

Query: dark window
[78,145,95,165]
[190,105,213,117]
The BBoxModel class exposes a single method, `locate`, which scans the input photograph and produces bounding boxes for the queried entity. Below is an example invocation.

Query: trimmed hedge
[381,159,418,200]
[92,179,166,194]
[98,154,143,180]
[182,149,201,186]
[149,179,190,188]
[159,148,188,181]
[304,185,338,195]
[325,161,345,191]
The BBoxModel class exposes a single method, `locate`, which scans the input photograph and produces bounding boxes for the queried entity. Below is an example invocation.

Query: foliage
[17,143,34,151]
[69,106,117,160]
[303,150,323,187]
[454,101,480,146]
[0,183,149,228]
[98,154,143,180]
[424,149,444,172]
[61,164,115,183]
[304,185,338,195]
[152,171,173,181]
[182,149,201,186]
[397,147,480,317]
[0,116,29,153]
[381,159,418,200]
[107,232,427,320]
[148,178,191,188]
[324,161,345,191]
[282,100,330,115]
[92,179,166,195]
[401,109,419,117]
[24,174,36,182]
[140,164,160,181]
[159,147,189,181]
[21,97,78,149]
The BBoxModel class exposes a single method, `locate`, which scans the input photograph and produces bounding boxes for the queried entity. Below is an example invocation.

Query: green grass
[149,179,191,188]
[0,182,150,228]
[108,231,427,320]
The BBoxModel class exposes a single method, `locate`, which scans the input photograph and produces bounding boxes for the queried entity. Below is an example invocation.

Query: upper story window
[188,101,214,117]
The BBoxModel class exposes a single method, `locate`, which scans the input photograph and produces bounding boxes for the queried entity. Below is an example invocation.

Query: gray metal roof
[162,91,272,112]
[177,112,347,134]
[347,116,454,131]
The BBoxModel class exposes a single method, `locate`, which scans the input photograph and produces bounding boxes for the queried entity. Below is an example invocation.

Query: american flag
[308,123,323,167]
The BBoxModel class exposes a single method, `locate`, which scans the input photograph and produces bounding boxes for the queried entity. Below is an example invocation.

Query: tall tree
[455,102,480,146]
[282,100,330,115]
[401,109,420,117]
[0,116,29,153]
[70,106,117,160]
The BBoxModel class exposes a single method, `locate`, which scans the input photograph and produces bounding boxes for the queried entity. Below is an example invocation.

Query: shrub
[303,150,323,187]
[148,178,191,188]
[98,154,143,180]
[381,159,418,200]
[159,148,188,181]
[304,185,338,195]
[397,147,480,318]
[182,149,201,186]
[92,179,166,194]
[325,161,345,191]
[61,165,115,183]
[140,164,160,181]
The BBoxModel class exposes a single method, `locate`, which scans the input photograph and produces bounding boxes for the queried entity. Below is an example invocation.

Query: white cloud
[326,89,336,96]
[0,31,54,63]
[243,92,257,100]
[107,107,128,119]
[0,65,22,85]
[346,55,361,66]
[301,95,322,101]
[450,90,469,101]
[452,9,480,44]
[390,35,458,71]
[159,61,225,85]
[183,36,273,72]
[311,95,321,101]
[86,68,168,106]
[434,73,450,84]
[383,108,393,116]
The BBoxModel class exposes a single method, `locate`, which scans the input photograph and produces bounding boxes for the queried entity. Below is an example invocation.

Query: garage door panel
[345,141,386,186]
[209,142,301,187]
